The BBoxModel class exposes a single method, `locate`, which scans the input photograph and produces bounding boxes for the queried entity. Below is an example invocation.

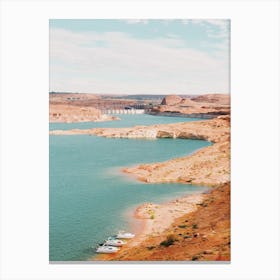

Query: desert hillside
[191,93,230,105]
[49,104,119,123]
[151,94,230,117]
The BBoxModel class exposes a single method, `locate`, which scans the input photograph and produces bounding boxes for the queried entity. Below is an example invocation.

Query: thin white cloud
[181,19,229,40]
[204,19,229,28]
[50,28,229,94]
[181,19,229,28]
[126,19,174,25]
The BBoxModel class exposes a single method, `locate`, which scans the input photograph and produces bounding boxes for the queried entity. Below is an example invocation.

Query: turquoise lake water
[49,114,211,261]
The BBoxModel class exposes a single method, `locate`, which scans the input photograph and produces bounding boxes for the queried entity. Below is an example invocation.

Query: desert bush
[178,225,187,228]
[192,255,200,261]
[160,234,177,247]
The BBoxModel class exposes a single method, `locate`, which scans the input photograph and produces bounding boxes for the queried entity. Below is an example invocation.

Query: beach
[95,191,206,260]
[95,182,230,261]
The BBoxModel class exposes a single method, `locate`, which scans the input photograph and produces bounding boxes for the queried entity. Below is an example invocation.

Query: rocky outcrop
[123,141,230,186]
[50,115,230,142]
[161,95,182,105]
[151,93,230,118]
[179,98,199,106]
[156,130,175,138]
[119,116,230,186]
[49,104,119,123]
[191,94,230,105]
[50,116,230,187]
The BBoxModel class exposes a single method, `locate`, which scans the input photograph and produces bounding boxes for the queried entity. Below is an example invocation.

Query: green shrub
[160,234,177,247]
[178,225,187,228]
[192,255,199,261]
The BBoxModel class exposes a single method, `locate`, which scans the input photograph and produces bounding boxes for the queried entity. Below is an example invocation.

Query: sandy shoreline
[93,190,207,261]
[96,182,230,261]
[132,192,206,243]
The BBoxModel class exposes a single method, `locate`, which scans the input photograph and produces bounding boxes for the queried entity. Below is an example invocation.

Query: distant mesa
[191,94,230,105]
[161,93,230,106]
[161,95,182,106]
[179,98,198,106]
[156,93,230,118]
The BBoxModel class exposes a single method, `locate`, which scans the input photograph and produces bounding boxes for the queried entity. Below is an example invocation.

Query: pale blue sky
[50,19,230,95]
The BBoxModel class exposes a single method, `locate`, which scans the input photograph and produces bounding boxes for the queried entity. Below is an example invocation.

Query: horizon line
[49,91,230,96]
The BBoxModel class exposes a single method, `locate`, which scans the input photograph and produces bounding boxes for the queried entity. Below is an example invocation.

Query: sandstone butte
[161,94,183,105]
[50,110,230,261]
[49,104,119,123]
[152,94,230,117]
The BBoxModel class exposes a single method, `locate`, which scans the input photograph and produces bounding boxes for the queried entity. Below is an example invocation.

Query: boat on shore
[116,231,135,239]
[94,232,133,253]
[104,237,127,247]
[96,244,120,254]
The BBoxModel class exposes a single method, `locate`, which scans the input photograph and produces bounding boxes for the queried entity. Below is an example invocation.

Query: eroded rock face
[176,132,206,140]
[161,95,182,105]
[179,98,199,106]
[156,130,175,138]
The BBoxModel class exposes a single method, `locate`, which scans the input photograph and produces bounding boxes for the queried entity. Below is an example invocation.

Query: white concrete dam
[102,109,145,115]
